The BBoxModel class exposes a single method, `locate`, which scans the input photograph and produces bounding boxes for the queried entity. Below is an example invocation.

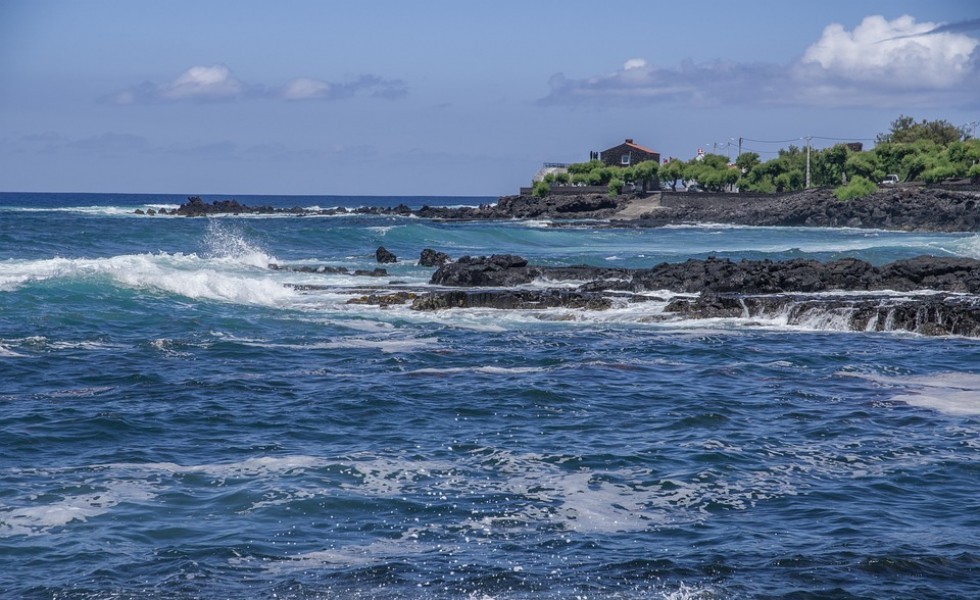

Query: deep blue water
[1,192,979,599]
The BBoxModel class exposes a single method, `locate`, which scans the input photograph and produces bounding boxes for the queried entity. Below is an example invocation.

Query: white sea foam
[405,365,548,376]
[846,371,980,416]
[0,480,155,537]
[252,336,439,354]
[0,253,296,306]
[368,225,398,235]
[0,344,26,357]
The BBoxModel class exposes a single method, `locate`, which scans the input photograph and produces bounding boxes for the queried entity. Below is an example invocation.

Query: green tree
[845,152,881,182]
[661,159,685,191]
[632,160,659,192]
[823,144,850,185]
[735,152,760,174]
[899,140,942,181]
[877,115,965,145]
[567,159,605,175]
[969,163,980,183]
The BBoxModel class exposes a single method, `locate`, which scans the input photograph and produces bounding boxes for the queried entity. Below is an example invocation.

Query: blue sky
[1,0,978,196]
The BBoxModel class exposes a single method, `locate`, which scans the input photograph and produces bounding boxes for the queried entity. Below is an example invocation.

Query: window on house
[621,155,631,165]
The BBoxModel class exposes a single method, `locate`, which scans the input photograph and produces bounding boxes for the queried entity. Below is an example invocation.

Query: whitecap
[0,253,296,306]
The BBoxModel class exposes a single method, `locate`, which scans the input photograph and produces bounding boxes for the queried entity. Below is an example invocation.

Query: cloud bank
[542,15,980,109]
[107,64,407,105]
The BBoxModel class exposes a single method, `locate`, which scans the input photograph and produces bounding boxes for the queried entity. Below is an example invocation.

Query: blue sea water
[1,191,979,599]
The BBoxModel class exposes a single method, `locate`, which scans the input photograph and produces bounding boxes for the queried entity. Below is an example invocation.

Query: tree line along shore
[532,115,980,201]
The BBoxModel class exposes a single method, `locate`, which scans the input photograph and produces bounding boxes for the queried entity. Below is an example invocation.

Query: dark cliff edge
[157,185,980,233]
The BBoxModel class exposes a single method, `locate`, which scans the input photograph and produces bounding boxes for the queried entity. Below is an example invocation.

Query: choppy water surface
[1,192,978,599]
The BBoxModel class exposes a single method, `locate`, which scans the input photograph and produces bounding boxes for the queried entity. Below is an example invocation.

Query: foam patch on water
[406,366,549,376]
[0,343,26,357]
[0,480,155,537]
[847,371,980,416]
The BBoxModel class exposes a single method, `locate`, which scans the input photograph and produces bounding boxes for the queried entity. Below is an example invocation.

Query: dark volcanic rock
[410,290,612,311]
[268,263,388,277]
[269,263,349,274]
[376,247,397,264]
[665,293,980,337]
[430,254,536,287]
[176,196,276,217]
[631,187,980,232]
[419,248,452,267]
[160,187,980,232]
[430,253,980,296]
[347,291,418,307]
[353,268,389,277]
[430,254,633,288]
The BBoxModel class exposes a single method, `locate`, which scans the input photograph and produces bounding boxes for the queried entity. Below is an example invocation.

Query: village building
[600,139,660,167]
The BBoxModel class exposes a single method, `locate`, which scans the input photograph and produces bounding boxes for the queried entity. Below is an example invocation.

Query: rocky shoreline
[151,185,980,232]
[295,250,980,338]
[632,185,980,232]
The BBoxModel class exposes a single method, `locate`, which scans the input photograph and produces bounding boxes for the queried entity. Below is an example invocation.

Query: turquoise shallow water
[1,192,979,599]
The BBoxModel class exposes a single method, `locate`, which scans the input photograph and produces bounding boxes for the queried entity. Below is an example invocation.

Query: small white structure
[532,163,569,183]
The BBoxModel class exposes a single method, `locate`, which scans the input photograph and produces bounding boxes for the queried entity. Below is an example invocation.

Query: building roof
[604,138,659,155]
[622,139,658,154]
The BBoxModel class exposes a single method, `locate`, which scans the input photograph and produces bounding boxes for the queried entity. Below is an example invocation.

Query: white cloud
[107,66,407,105]
[280,77,333,100]
[158,64,246,101]
[541,14,980,109]
[623,58,647,70]
[800,15,979,88]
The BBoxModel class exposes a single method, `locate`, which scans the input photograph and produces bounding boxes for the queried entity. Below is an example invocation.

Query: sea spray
[202,219,278,268]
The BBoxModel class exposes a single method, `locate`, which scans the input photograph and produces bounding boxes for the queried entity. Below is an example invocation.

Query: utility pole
[804,135,812,189]
[738,137,742,160]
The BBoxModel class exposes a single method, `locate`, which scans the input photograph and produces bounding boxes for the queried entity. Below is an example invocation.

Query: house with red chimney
[600,139,660,167]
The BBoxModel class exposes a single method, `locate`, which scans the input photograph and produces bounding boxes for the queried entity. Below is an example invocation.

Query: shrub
[531,180,550,198]
[921,163,960,184]
[833,175,877,201]
[969,163,980,183]
[608,178,625,196]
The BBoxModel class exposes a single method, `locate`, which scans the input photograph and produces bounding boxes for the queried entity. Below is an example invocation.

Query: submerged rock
[376,246,397,264]
[419,248,452,267]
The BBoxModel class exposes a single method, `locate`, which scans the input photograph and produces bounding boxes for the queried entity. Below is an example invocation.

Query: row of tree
[534,116,980,199]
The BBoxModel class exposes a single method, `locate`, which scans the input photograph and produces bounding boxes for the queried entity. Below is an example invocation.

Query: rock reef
[398,254,980,337]
[427,254,980,295]
[158,185,980,233]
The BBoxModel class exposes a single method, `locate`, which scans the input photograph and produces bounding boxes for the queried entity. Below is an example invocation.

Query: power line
[809,135,876,142]
[740,137,803,144]
[739,146,782,155]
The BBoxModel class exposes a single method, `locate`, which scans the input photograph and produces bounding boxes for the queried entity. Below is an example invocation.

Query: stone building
[600,139,660,167]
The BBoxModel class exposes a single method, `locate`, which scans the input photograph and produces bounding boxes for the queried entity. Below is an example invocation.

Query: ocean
[1,191,978,599]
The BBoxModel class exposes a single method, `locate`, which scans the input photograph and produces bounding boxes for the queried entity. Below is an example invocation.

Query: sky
[1,0,978,197]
